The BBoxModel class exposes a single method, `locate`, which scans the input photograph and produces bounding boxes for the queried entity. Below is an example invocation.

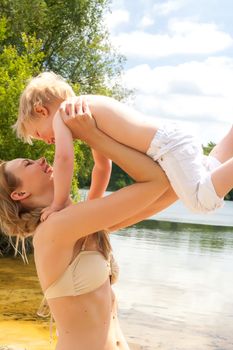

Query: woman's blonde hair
[0,160,117,277]
[14,71,75,144]
[0,160,42,262]
[0,160,42,238]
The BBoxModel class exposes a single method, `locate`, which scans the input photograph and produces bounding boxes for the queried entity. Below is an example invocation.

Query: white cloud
[105,9,130,30]
[139,16,154,28]
[153,0,185,16]
[122,57,233,142]
[112,20,233,58]
[124,57,233,98]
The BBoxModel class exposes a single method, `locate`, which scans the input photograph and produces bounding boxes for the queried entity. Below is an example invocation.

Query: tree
[0,17,45,160]
[0,1,128,251]
[0,0,127,189]
[0,0,125,96]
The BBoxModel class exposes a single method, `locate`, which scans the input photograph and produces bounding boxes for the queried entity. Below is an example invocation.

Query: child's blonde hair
[14,71,75,143]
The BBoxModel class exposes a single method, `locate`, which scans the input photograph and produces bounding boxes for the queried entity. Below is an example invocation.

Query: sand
[0,320,146,350]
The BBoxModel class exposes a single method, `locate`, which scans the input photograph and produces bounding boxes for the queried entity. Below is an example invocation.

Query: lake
[112,221,233,350]
[0,220,233,349]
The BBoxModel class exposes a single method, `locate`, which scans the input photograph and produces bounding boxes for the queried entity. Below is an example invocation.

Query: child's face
[26,114,55,144]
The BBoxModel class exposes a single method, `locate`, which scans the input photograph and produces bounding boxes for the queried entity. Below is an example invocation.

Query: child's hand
[59,97,97,143]
[40,204,64,222]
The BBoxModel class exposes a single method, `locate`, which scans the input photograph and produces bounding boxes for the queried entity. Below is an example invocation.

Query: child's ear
[34,104,49,118]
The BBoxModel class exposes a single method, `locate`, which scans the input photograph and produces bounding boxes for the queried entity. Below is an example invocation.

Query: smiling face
[5,157,54,209]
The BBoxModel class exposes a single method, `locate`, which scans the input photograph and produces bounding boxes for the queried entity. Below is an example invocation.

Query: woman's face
[5,157,54,208]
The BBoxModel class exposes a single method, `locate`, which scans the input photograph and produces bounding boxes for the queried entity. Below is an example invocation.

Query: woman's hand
[59,97,97,143]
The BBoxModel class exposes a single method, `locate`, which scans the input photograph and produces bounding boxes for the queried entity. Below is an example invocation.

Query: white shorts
[146,124,224,213]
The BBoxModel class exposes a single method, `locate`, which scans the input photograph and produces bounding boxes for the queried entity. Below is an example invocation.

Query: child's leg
[211,158,233,198]
[147,124,213,213]
[198,126,233,205]
[209,125,233,163]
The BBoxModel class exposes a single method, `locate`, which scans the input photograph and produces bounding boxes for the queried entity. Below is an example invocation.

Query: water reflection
[111,221,233,349]
[120,220,233,252]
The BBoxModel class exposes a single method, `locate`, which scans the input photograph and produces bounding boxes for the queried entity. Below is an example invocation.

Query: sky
[105,0,233,144]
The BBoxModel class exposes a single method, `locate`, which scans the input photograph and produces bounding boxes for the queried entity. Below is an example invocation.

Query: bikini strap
[81,236,89,251]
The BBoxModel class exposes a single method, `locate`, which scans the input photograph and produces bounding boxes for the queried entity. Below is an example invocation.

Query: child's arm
[59,97,112,201]
[87,150,112,200]
[40,112,74,221]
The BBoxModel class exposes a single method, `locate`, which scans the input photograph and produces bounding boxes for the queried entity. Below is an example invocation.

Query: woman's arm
[41,119,169,248]
[108,187,177,231]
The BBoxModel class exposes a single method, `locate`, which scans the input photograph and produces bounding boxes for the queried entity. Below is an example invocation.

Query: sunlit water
[111,221,233,350]
[1,221,233,350]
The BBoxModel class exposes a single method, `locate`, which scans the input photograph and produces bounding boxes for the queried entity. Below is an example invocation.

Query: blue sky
[105,0,233,144]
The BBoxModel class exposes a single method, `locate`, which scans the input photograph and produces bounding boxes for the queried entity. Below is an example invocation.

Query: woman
[0,114,176,349]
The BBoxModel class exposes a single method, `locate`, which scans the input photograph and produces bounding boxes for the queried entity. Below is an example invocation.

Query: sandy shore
[0,320,147,350]
[0,348,144,350]
[1,309,233,350]
[2,313,233,350]
[0,345,145,350]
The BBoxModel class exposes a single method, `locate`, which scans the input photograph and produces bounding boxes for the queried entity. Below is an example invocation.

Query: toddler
[14,72,111,221]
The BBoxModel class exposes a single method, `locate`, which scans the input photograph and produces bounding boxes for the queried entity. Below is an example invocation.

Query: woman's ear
[34,104,49,118]
[10,190,31,201]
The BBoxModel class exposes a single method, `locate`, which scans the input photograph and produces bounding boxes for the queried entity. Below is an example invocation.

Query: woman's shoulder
[32,207,79,251]
[33,213,60,248]
[32,215,76,281]
[32,220,48,249]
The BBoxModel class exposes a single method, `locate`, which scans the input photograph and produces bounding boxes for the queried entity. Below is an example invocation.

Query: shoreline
[0,320,146,350]
[80,190,233,227]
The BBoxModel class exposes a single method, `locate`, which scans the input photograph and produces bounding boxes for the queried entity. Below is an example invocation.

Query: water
[111,221,233,350]
[0,221,233,350]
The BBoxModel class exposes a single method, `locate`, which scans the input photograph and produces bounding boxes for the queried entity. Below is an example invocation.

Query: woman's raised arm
[40,108,169,248]
[108,187,177,232]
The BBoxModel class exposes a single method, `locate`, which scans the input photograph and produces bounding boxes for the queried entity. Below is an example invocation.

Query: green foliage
[74,141,93,188]
[108,163,134,190]
[202,141,216,156]
[0,0,125,96]
[0,0,128,188]
[0,0,128,186]
[0,20,45,160]
[0,1,129,252]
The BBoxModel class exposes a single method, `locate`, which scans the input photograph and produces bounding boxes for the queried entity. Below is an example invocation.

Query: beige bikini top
[44,238,111,299]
